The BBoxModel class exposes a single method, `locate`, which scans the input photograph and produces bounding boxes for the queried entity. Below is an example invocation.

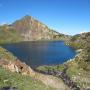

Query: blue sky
[0,0,90,35]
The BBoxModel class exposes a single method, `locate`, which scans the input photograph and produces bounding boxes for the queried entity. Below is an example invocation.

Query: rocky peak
[10,15,60,41]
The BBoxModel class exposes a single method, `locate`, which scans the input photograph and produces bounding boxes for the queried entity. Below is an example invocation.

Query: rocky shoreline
[34,65,80,90]
[35,47,90,90]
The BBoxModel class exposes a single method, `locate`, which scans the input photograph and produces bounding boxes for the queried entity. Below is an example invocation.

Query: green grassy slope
[0,25,22,44]
[0,46,16,61]
[0,67,53,90]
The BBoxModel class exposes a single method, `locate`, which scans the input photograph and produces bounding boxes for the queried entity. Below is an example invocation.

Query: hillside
[37,32,90,90]
[0,15,70,44]
[0,67,53,90]
[11,15,69,41]
[0,25,22,44]
[66,32,90,88]
[66,32,90,49]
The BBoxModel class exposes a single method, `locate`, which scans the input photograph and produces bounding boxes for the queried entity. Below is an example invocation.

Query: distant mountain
[11,15,62,41]
[0,15,70,44]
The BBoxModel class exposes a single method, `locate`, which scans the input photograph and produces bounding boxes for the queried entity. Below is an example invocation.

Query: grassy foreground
[0,67,53,90]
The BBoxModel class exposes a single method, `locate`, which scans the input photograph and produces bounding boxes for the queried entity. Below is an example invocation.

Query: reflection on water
[2,41,76,68]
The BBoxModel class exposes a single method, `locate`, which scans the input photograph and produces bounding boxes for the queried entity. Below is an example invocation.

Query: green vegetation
[66,58,90,88]
[65,32,90,88]
[0,67,53,90]
[37,65,65,72]
[66,32,90,49]
[0,25,22,44]
[0,46,16,61]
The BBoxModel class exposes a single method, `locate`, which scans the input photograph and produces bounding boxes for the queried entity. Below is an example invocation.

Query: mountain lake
[2,41,76,68]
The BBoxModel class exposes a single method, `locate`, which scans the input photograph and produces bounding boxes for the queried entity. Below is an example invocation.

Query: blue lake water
[2,41,76,68]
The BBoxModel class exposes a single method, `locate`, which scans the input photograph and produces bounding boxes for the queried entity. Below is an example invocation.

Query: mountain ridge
[0,15,70,43]
[11,15,61,41]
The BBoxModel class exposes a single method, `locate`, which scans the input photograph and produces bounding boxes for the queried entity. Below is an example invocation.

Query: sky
[0,0,90,35]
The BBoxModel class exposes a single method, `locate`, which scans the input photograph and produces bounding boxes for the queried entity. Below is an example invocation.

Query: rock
[1,59,35,76]
[0,59,8,66]
[11,15,61,41]
[8,61,18,72]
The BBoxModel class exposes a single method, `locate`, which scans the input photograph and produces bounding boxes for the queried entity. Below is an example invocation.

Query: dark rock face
[11,15,60,41]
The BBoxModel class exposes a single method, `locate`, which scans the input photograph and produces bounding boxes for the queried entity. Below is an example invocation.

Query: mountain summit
[11,15,60,41]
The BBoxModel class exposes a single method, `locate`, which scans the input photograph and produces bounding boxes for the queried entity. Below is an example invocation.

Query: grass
[0,46,16,61]
[0,26,22,44]
[37,58,90,89]
[66,59,90,89]
[0,67,53,90]
[36,64,65,72]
